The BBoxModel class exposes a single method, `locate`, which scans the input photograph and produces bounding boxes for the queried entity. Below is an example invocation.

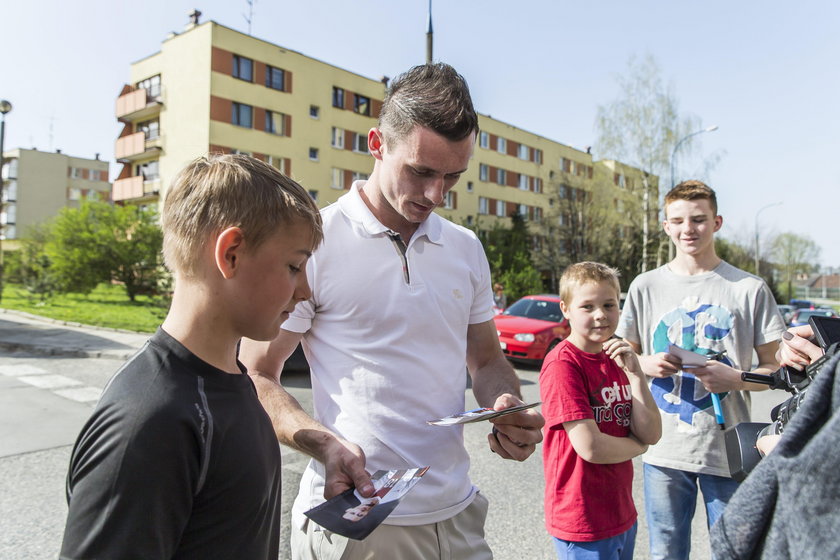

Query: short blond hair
[559,262,621,304]
[162,154,323,277]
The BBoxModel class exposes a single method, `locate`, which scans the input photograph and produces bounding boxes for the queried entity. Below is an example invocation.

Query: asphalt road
[0,350,789,559]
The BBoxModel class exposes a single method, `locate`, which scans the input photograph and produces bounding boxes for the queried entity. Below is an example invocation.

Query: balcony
[116,132,163,162]
[112,176,161,203]
[116,87,162,122]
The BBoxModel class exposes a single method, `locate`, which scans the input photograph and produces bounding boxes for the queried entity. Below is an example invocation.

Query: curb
[0,341,140,361]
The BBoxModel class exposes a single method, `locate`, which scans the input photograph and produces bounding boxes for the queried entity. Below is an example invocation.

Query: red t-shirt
[539,339,637,542]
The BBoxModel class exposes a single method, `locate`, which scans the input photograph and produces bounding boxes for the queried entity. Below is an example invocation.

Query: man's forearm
[470,356,522,407]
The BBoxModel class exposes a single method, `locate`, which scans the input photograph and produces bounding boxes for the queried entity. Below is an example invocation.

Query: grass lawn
[0,283,168,333]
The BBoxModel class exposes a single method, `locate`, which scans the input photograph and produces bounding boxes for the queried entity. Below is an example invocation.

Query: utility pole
[426,0,433,64]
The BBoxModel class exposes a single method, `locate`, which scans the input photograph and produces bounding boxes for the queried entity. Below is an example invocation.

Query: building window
[308,190,318,201]
[519,204,528,218]
[265,111,286,135]
[479,131,489,149]
[478,197,489,215]
[534,149,542,164]
[496,168,506,185]
[232,149,252,156]
[479,164,489,182]
[232,102,253,128]
[331,168,344,189]
[443,191,455,209]
[495,200,506,217]
[4,180,17,201]
[233,55,253,81]
[265,66,285,90]
[352,171,369,182]
[352,132,369,153]
[354,94,371,116]
[561,157,571,173]
[332,87,345,108]
[466,215,474,227]
[518,174,528,190]
[310,105,320,119]
[70,167,84,179]
[137,160,160,181]
[266,155,285,170]
[518,144,529,160]
[534,207,542,222]
[138,119,159,140]
[331,127,345,149]
[497,137,506,154]
[559,185,567,199]
[309,147,319,161]
[68,187,82,201]
[466,181,474,193]
[136,74,161,98]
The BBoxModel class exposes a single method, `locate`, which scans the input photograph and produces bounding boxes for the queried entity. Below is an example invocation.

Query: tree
[532,178,643,292]
[46,201,163,301]
[17,224,58,302]
[595,54,705,272]
[479,213,543,302]
[772,232,821,302]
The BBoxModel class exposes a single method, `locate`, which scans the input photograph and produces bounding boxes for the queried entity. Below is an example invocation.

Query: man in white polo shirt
[239,63,544,560]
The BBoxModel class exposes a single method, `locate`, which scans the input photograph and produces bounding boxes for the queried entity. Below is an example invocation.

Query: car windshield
[795,309,836,321]
[503,298,563,322]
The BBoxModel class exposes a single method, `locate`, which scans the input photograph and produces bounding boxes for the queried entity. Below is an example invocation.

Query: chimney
[56,149,61,154]
[188,9,201,25]
[95,153,100,160]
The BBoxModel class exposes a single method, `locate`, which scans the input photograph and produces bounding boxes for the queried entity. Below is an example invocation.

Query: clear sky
[2,0,838,267]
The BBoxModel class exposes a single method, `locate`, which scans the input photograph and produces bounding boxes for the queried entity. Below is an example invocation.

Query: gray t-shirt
[617,261,785,476]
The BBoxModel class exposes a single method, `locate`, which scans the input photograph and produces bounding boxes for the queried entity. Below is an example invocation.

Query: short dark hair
[665,180,718,216]
[378,63,479,145]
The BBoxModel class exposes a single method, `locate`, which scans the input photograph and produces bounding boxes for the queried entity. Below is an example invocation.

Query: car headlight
[514,333,535,342]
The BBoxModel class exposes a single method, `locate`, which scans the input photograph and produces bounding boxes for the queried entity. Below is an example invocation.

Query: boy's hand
[603,337,643,375]
[488,394,544,461]
[691,360,743,393]
[322,438,375,500]
[638,352,682,378]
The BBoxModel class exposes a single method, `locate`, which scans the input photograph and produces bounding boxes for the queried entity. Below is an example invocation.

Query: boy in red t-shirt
[540,262,661,559]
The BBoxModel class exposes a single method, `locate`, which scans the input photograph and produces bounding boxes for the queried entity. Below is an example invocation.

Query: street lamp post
[754,201,782,277]
[666,125,719,260]
[0,100,12,304]
[669,125,719,191]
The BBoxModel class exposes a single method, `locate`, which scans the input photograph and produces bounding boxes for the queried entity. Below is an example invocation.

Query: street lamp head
[0,100,11,115]
[705,125,719,132]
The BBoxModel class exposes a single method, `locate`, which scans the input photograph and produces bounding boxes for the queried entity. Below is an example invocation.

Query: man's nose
[424,176,446,205]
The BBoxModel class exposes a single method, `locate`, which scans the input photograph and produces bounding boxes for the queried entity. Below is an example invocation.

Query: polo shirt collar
[339,181,443,245]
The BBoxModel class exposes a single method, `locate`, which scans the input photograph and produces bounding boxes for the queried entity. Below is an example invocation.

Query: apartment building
[0,148,110,240]
[114,16,652,241]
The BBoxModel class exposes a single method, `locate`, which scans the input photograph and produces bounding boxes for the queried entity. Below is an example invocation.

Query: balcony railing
[116,87,162,121]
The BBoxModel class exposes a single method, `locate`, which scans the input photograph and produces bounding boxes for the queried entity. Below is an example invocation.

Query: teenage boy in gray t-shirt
[616,180,785,560]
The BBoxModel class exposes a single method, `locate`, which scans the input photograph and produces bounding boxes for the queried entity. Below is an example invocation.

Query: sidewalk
[0,308,150,359]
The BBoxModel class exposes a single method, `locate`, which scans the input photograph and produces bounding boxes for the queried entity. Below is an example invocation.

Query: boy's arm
[604,338,662,445]
[239,332,375,499]
[692,341,780,393]
[564,419,648,464]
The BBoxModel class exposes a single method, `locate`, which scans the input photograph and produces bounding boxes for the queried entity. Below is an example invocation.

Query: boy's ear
[713,215,723,232]
[369,127,385,161]
[559,300,569,315]
[215,226,245,279]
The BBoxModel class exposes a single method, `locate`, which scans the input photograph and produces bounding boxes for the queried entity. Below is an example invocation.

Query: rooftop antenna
[188,9,201,25]
[244,0,256,35]
[426,0,433,64]
[48,115,55,152]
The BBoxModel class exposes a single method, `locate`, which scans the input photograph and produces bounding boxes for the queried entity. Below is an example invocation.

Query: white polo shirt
[285,182,495,527]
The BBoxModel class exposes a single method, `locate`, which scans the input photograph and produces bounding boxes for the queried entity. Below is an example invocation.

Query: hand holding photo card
[427,402,541,426]
[304,467,429,540]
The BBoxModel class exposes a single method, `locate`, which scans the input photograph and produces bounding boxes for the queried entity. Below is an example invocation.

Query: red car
[493,295,570,365]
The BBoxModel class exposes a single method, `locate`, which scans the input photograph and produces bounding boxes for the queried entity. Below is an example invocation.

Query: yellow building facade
[114,18,652,241]
[1,148,110,241]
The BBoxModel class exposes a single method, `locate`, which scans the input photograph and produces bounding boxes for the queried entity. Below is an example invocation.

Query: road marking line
[54,387,102,403]
[18,374,83,389]
[0,364,49,376]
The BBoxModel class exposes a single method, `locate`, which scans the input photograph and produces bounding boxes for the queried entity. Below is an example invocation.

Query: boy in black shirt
[60,154,322,559]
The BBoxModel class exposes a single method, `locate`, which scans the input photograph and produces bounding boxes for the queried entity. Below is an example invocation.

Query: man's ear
[215,227,245,279]
[368,128,385,161]
[714,215,723,232]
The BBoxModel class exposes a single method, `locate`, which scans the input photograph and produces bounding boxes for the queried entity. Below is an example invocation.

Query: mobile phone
[808,315,840,349]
